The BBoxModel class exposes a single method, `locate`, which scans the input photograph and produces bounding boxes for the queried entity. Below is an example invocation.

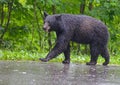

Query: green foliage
[0,0,120,65]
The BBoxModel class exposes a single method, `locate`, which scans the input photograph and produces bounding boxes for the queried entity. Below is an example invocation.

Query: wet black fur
[40,13,110,65]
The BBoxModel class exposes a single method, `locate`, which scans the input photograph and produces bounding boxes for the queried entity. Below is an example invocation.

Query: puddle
[0,61,120,85]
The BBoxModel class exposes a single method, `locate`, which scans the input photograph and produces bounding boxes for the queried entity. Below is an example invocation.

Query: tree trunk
[33,0,43,49]
[80,0,86,14]
[1,3,4,26]
[33,1,40,30]
[89,0,93,11]
[0,0,13,39]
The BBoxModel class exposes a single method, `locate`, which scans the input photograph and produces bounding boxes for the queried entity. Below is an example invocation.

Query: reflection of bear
[40,12,110,65]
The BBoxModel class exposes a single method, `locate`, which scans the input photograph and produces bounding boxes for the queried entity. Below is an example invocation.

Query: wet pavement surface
[0,61,120,85]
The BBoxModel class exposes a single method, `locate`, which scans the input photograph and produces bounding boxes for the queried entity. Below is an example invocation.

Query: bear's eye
[44,22,50,27]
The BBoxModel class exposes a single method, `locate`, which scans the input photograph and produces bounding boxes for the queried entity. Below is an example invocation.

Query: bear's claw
[86,62,97,65]
[103,62,109,66]
[39,58,48,62]
[62,60,70,64]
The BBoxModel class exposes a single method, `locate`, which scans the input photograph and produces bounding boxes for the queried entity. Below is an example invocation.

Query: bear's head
[43,12,62,32]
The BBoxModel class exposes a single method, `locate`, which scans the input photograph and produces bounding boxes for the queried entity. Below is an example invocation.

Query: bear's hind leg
[100,46,109,66]
[62,44,70,64]
[86,44,100,65]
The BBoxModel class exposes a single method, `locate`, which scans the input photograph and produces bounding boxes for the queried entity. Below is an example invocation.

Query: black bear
[40,12,110,65]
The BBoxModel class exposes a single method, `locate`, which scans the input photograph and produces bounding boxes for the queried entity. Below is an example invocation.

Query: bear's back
[59,14,108,44]
[61,14,105,28]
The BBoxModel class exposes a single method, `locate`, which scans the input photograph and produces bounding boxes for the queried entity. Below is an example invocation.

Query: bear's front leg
[39,45,62,62]
[40,34,70,63]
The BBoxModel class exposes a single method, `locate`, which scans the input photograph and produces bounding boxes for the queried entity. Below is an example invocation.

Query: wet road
[0,61,120,85]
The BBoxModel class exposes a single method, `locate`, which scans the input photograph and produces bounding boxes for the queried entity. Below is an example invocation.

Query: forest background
[0,0,120,65]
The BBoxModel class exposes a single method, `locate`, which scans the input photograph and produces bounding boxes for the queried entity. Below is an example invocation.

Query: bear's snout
[43,22,50,32]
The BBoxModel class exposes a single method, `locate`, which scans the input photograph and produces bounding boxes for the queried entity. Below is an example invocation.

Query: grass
[0,49,120,65]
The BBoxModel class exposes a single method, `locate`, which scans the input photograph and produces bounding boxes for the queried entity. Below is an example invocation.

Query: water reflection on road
[0,61,120,85]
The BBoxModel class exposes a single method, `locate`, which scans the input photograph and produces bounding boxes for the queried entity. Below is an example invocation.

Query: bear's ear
[44,11,48,18]
[55,15,62,21]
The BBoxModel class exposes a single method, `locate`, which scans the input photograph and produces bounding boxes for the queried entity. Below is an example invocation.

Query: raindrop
[22,72,27,74]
